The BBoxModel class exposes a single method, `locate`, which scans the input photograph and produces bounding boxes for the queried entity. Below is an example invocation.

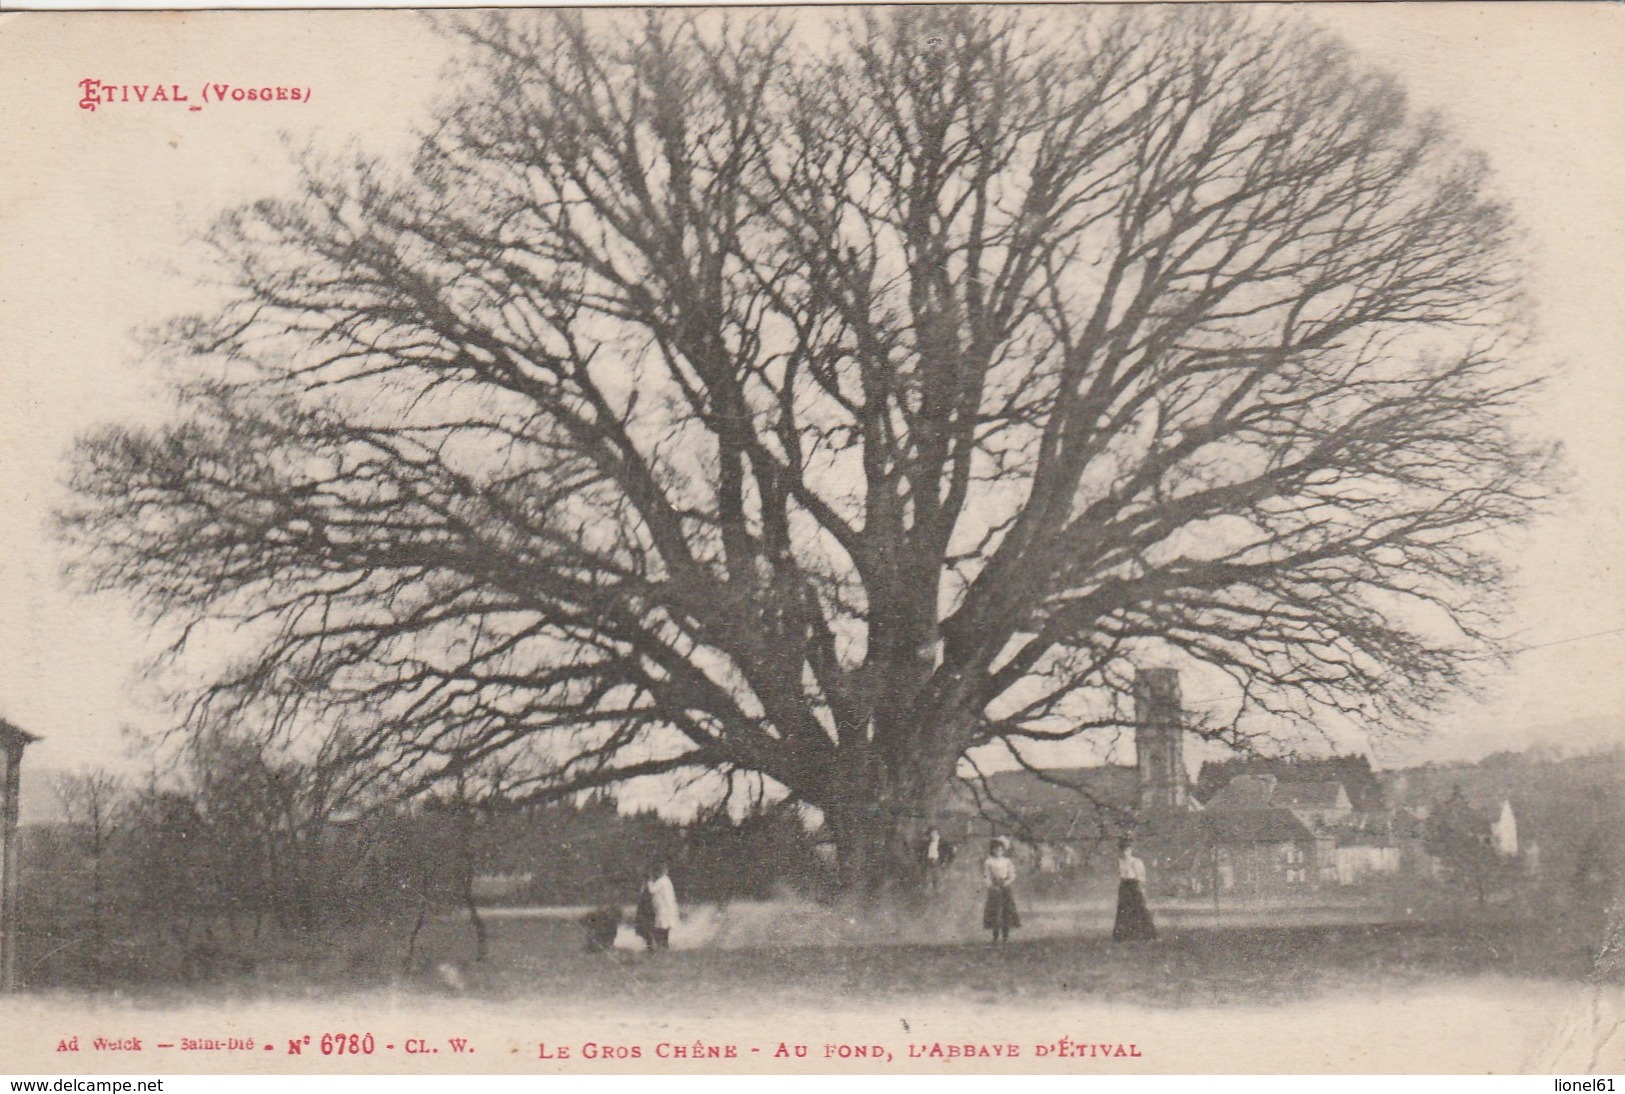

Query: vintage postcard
[1,3,1622,1078]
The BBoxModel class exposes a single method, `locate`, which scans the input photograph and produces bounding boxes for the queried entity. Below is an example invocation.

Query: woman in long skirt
[1112,838,1157,942]
[982,838,1021,943]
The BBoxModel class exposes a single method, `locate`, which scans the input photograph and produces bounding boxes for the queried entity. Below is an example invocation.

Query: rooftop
[1205,774,1351,813]
[1194,808,1316,845]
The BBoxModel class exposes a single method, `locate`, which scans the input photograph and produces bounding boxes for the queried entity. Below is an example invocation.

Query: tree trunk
[89,831,106,977]
[828,802,898,898]
[460,862,489,963]
[403,889,430,975]
[824,750,954,898]
[455,805,489,963]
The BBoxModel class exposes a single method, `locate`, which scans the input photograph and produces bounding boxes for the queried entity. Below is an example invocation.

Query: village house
[1203,773,1355,828]
[1187,771,1378,892]
[1185,808,1333,894]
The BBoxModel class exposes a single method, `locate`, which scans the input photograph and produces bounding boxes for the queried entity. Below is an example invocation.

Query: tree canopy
[61,7,1556,888]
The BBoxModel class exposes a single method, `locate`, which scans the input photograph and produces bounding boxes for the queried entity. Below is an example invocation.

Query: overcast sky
[2,5,1621,818]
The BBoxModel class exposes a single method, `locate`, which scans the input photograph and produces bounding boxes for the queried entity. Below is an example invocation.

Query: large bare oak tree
[62,8,1556,891]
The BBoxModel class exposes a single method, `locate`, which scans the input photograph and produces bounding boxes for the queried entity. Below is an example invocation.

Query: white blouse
[1119,853,1147,882]
[983,855,1016,887]
[647,874,680,929]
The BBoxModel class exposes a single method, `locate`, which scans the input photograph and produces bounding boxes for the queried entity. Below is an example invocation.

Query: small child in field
[581,905,621,953]
[981,837,1021,943]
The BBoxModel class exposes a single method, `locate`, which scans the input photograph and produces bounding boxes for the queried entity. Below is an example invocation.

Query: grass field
[190,892,1617,1012]
[9,898,1623,1074]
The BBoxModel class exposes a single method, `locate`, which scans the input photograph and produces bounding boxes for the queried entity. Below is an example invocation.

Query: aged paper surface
[1,3,1623,1077]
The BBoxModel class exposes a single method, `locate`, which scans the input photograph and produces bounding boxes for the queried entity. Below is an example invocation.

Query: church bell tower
[1134,668,1187,811]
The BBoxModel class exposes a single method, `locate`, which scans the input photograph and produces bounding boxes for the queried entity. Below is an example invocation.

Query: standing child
[1112,838,1157,942]
[981,838,1021,943]
[642,862,680,950]
[919,826,950,894]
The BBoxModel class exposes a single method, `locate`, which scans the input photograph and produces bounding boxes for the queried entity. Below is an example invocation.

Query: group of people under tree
[935,831,1156,945]
[603,830,1157,954]
[634,863,680,951]
[579,861,681,954]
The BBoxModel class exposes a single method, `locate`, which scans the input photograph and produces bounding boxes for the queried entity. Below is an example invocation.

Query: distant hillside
[1380,748,1625,878]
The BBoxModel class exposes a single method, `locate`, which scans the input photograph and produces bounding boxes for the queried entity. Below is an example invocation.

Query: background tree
[417,755,522,964]
[52,770,125,976]
[121,785,216,955]
[1426,786,1512,907]
[180,728,376,936]
[23,770,130,983]
[62,7,1555,892]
